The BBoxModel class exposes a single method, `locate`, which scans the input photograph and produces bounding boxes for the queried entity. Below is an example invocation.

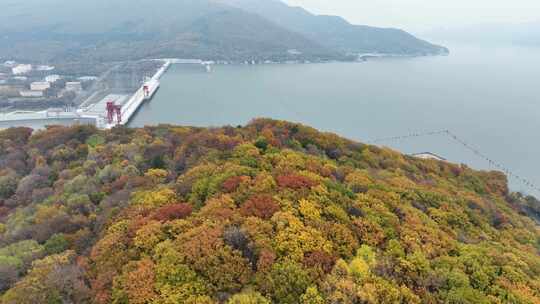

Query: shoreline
[0,52,449,129]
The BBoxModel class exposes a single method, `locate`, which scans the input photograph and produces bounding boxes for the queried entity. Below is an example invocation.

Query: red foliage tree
[303,250,337,274]
[240,195,280,220]
[110,175,129,192]
[276,174,317,190]
[152,203,193,222]
[492,210,510,229]
[257,248,276,272]
[127,216,151,239]
[0,127,33,145]
[222,176,247,193]
[0,206,9,218]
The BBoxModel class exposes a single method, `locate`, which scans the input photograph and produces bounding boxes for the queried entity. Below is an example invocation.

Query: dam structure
[0,58,183,130]
[78,60,170,129]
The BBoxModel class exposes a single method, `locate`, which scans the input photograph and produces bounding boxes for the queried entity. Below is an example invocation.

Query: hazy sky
[284,0,540,32]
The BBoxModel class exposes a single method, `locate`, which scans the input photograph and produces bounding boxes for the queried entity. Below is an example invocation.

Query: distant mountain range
[219,0,448,56]
[0,0,448,63]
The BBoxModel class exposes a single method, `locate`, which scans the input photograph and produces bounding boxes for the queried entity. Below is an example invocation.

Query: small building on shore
[287,49,303,55]
[0,84,24,96]
[65,82,83,92]
[13,76,28,82]
[78,76,98,82]
[3,61,17,68]
[12,64,32,75]
[31,82,51,91]
[45,75,62,83]
[36,65,55,71]
[20,90,44,98]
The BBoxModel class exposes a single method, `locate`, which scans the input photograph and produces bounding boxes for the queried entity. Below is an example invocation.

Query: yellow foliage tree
[299,199,321,222]
[132,188,177,208]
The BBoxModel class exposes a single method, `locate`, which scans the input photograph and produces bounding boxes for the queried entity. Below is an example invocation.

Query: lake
[129,44,540,194]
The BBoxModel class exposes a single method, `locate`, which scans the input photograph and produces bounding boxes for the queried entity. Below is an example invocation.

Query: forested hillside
[0,0,340,63]
[220,0,449,55]
[0,119,539,303]
[0,0,444,63]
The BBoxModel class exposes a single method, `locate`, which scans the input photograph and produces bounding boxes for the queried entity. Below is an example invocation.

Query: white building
[3,61,17,68]
[36,65,55,71]
[13,76,28,81]
[78,76,98,81]
[411,152,446,161]
[20,90,44,98]
[65,82,83,92]
[12,64,32,75]
[287,49,303,55]
[45,75,61,83]
[30,82,51,91]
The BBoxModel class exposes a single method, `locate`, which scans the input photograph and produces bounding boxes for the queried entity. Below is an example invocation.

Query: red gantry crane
[143,85,150,97]
[106,101,122,125]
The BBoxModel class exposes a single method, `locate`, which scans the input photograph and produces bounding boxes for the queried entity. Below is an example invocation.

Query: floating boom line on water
[368,130,540,194]
[366,130,450,145]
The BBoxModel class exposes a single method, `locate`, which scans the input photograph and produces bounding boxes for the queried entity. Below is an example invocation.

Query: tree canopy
[0,119,539,303]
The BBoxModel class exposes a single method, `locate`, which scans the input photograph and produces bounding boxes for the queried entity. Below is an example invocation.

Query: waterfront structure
[30,82,51,91]
[78,61,167,129]
[287,49,302,55]
[78,76,98,81]
[3,59,170,130]
[36,65,55,71]
[65,82,83,92]
[78,94,128,127]
[45,75,62,83]
[0,84,24,94]
[20,90,44,98]
[3,61,17,68]
[12,64,32,75]
[163,58,205,64]
[0,110,94,130]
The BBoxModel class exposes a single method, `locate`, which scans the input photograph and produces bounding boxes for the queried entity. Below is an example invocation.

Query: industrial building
[12,64,32,75]
[30,82,51,91]
[3,61,17,67]
[20,90,44,98]
[36,65,55,71]
[13,76,28,82]
[0,84,24,95]
[78,76,98,81]
[45,75,62,83]
[65,82,83,92]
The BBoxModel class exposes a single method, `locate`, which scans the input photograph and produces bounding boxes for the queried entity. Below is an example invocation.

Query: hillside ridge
[0,119,539,303]
[0,0,446,63]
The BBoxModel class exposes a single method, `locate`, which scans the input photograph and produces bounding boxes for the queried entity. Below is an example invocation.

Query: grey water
[129,44,540,194]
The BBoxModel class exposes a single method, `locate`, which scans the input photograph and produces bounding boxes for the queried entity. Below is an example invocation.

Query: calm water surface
[130,45,540,194]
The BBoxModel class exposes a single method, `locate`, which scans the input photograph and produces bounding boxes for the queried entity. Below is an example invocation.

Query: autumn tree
[241,195,280,220]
